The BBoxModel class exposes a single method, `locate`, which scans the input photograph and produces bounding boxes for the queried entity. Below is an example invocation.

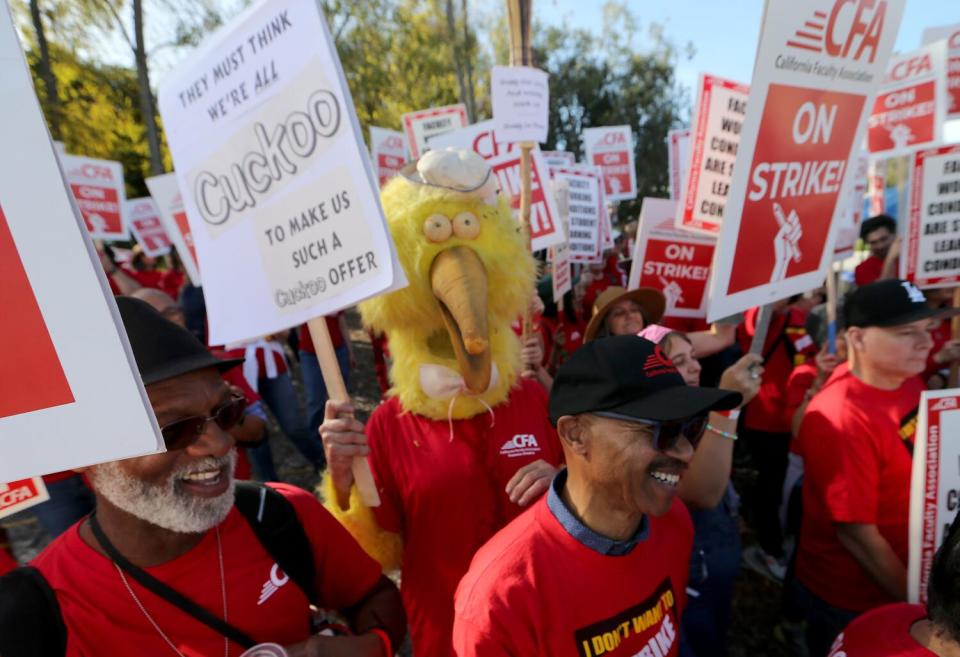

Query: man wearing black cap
[0,298,405,657]
[452,335,741,657]
[794,279,959,657]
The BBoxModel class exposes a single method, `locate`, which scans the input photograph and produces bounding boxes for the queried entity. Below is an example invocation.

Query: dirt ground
[3,309,794,656]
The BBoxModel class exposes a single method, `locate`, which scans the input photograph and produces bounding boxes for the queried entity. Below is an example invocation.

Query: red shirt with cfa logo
[366,379,563,657]
[453,496,691,657]
[31,483,381,657]
[795,366,922,611]
[827,603,933,656]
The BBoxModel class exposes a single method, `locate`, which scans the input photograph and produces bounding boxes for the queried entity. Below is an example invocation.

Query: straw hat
[583,286,666,343]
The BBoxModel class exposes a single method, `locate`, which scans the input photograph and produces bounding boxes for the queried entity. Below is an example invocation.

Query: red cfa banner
[489,150,564,251]
[581,125,637,202]
[707,0,905,321]
[369,126,407,187]
[0,477,50,520]
[923,24,960,119]
[0,204,73,419]
[59,154,128,241]
[903,144,960,288]
[401,104,469,159]
[628,198,716,319]
[908,390,960,604]
[676,75,750,236]
[127,197,171,258]
[868,41,948,156]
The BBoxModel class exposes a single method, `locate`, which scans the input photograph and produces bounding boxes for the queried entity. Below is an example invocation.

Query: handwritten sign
[158,0,403,345]
[491,65,549,144]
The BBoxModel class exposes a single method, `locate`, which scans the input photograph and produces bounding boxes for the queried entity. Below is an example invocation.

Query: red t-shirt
[31,483,381,657]
[854,255,884,286]
[453,496,692,657]
[366,379,564,657]
[297,316,344,354]
[924,318,951,380]
[795,366,923,611]
[0,547,16,576]
[124,267,165,290]
[828,603,933,657]
[738,307,816,433]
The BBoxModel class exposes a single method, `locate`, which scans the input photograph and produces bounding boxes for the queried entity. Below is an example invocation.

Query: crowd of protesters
[3,212,960,657]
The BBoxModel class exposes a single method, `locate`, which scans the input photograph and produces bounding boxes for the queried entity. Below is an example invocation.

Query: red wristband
[371,629,392,657]
[716,408,740,420]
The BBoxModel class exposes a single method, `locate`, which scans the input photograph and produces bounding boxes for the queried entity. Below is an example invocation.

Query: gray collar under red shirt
[546,468,649,556]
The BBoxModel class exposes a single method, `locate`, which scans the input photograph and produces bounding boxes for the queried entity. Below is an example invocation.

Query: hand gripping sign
[675,75,750,236]
[923,24,960,119]
[581,125,637,202]
[59,153,129,241]
[903,144,960,289]
[1,2,161,481]
[868,41,948,156]
[145,173,202,286]
[628,198,716,319]
[908,389,960,604]
[157,0,404,347]
[126,197,172,257]
[401,103,469,160]
[369,126,407,187]
[706,0,905,322]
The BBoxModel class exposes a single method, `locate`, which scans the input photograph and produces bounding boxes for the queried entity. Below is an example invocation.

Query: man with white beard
[0,297,405,657]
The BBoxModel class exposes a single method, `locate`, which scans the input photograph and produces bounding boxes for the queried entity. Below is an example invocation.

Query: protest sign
[600,203,615,251]
[491,65,549,144]
[369,126,407,187]
[1,2,161,481]
[923,24,960,118]
[868,41,948,156]
[908,389,960,604]
[552,165,604,263]
[706,0,905,321]
[126,197,172,257]
[628,198,716,318]
[542,151,575,168]
[489,149,564,251]
[145,173,201,286]
[548,176,573,304]
[59,153,129,241]
[582,125,637,202]
[903,144,960,288]
[0,478,49,520]
[401,103,469,159]
[667,128,691,201]
[427,119,523,160]
[868,157,887,215]
[157,0,404,346]
[676,74,750,236]
[833,154,868,260]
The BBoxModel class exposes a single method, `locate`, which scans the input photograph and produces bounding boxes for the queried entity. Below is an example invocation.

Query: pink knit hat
[637,324,674,345]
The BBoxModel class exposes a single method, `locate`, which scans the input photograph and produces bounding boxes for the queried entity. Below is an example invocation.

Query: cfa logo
[0,483,35,508]
[599,131,626,146]
[786,0,887,64]
[74,164,114,181]
[931,398,958,412]
[499,434,541,458]
[887,54,933,83]
[384,135,404,149]
[257,563,290,606]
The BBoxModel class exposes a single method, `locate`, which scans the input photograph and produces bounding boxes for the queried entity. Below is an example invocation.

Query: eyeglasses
[158,395,247,450]
[594,411,709,452]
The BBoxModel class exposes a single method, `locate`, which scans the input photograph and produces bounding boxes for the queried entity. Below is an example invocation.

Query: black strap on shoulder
[88,512,256,649]
[0,566,68,657]
[234,482,317,605]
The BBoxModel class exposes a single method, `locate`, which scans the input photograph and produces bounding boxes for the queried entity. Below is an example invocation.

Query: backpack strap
[234,482,317,605]
[0,566,68,657]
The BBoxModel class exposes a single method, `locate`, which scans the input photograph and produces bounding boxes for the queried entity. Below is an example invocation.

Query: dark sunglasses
[594,411,709,452]
[159,395,247,450]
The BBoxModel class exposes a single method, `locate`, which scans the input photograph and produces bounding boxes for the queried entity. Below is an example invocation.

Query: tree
[28,0,62,139]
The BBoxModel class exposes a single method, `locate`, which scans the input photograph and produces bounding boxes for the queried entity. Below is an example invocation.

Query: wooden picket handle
[307,316,380,507]
[519,142,536,363]
[950,288,960,387]
[826,263,838,355]
[748,303,775,357]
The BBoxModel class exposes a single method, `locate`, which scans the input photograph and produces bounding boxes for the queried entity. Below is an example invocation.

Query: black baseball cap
[116,296,243,385]
[844,279,960,329]
[548,335,741,425]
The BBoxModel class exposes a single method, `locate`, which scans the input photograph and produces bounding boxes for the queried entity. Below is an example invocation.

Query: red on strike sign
[127,198,171,257]
[0,204,74,419]
[369,126,407,187]
[60,154,128,241]
[922,24,960,119]
[582,126,636,202]
[727,86,864,294]
[489,150,564,252]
